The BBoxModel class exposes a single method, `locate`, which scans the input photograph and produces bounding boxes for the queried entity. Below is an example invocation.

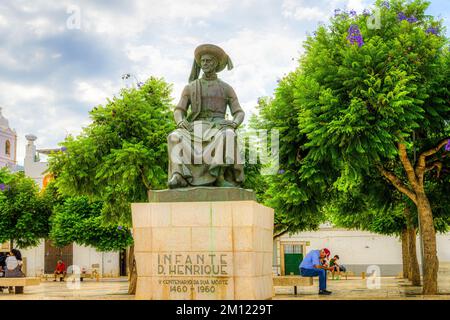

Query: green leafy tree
[47,77,175,294]
[247,82,332,239]
[261,0,449,294]
[0,168,52,248]
[49,196,133,252]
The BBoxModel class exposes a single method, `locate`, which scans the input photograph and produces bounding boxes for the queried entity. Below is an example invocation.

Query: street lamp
[121,73,142,88]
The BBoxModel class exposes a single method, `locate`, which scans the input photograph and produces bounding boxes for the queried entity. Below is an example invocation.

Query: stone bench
[42,273,95,281]
[273,276,314,295]
[330,270,352,280]
[0,277,40,294]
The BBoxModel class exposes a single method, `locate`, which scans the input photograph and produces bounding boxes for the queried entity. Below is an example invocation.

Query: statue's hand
[177,119,191,131]
[219,120,238,129]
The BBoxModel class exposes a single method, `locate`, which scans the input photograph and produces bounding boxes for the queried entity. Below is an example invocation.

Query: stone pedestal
[131,188,274,300]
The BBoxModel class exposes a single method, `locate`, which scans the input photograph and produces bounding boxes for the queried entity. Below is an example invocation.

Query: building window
[5,140,11,156]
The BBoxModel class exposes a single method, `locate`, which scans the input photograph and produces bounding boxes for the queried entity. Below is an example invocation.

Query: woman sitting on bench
[5,250,23,277]
[4,250,24,293]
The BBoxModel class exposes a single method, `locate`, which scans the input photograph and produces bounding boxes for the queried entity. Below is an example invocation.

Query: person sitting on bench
[54,260,66,282]
[5,250,24,293]
[330,255,346,280]
[299,248,334,295]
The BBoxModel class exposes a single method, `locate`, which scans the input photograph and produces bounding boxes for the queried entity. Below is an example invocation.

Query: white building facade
[274,223,450,277]
[0,107,17,169]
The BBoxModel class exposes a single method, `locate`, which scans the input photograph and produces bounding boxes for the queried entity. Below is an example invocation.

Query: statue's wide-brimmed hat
[194,44,230,73]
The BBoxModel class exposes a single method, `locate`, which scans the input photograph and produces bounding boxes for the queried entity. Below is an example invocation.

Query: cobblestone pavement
[0,277,132,300]
[0,277,449,300]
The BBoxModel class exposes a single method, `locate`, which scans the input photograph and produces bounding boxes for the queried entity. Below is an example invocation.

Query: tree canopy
[0,168,52,248]
[48,78,175,225]
[254,0,449,293]
[49,196,133,251]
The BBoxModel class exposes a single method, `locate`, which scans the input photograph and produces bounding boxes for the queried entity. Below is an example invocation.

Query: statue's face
[200,54,218,73]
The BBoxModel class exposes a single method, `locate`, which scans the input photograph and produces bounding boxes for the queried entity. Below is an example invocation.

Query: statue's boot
[168,173,188,189]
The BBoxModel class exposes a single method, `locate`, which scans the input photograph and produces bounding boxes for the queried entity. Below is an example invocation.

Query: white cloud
[282,0,329,21]
[79,0,233,38]
[281,0,372,21]
[219,29,302,118]
[0,80,85,163]
[74,80,120,107]
[0,82,56,106]
[0,14,8,28]
[25,17,65,37]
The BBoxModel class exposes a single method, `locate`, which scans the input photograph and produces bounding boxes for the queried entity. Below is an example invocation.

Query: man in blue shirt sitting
[299,248,333,295]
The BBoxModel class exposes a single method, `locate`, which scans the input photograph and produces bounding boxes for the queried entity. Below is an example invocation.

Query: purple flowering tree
[265,0,449,295]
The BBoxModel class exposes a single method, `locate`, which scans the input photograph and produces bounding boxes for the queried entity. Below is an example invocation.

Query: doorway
[280,242,305,275]
[44,240,73,274]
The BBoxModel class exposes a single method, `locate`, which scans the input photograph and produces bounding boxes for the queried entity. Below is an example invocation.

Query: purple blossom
[349,10,357,17]
[445,140,450,152]
[60,146,67,152]
[0,183,5,191]
[278,169,285,174]
[137,82,144,88]
[407,15,418,23]
[398,12,418,24]
[362,9,371,16]
[117,225,123,231]
[334,9,341,17]
[398,12,407,21]
[426,27,439,35]
[347,24,364,47]
[382,1,390,9]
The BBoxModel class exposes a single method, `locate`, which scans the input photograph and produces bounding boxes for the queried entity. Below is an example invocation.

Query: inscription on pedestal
[157,252,231,295]
[158,253,229,276]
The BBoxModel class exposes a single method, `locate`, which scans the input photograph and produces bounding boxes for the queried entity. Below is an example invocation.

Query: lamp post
[121,73,141,88]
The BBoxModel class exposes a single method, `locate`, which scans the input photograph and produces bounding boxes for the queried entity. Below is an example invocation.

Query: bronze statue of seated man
[167,44,245,189]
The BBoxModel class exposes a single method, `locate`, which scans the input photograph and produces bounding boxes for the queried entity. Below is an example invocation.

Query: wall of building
[20,241,45,276]
[20,240,120,277]
[276,227,450,276]
[23,135,47,187]
[73,244,120,277]
[0,129,16,168]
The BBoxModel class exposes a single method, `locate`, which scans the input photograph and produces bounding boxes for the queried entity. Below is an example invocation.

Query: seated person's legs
[54,270,62,281]
[318,269,326,290]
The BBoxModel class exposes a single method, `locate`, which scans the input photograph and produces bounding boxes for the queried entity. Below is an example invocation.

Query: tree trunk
[127,245,138,295]
[407,226,421,286]
[379,140,447,295]
[417,192,439,295]
[401,228,410,279]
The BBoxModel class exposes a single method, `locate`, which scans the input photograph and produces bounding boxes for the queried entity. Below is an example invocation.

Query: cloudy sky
[1,0,449,165]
